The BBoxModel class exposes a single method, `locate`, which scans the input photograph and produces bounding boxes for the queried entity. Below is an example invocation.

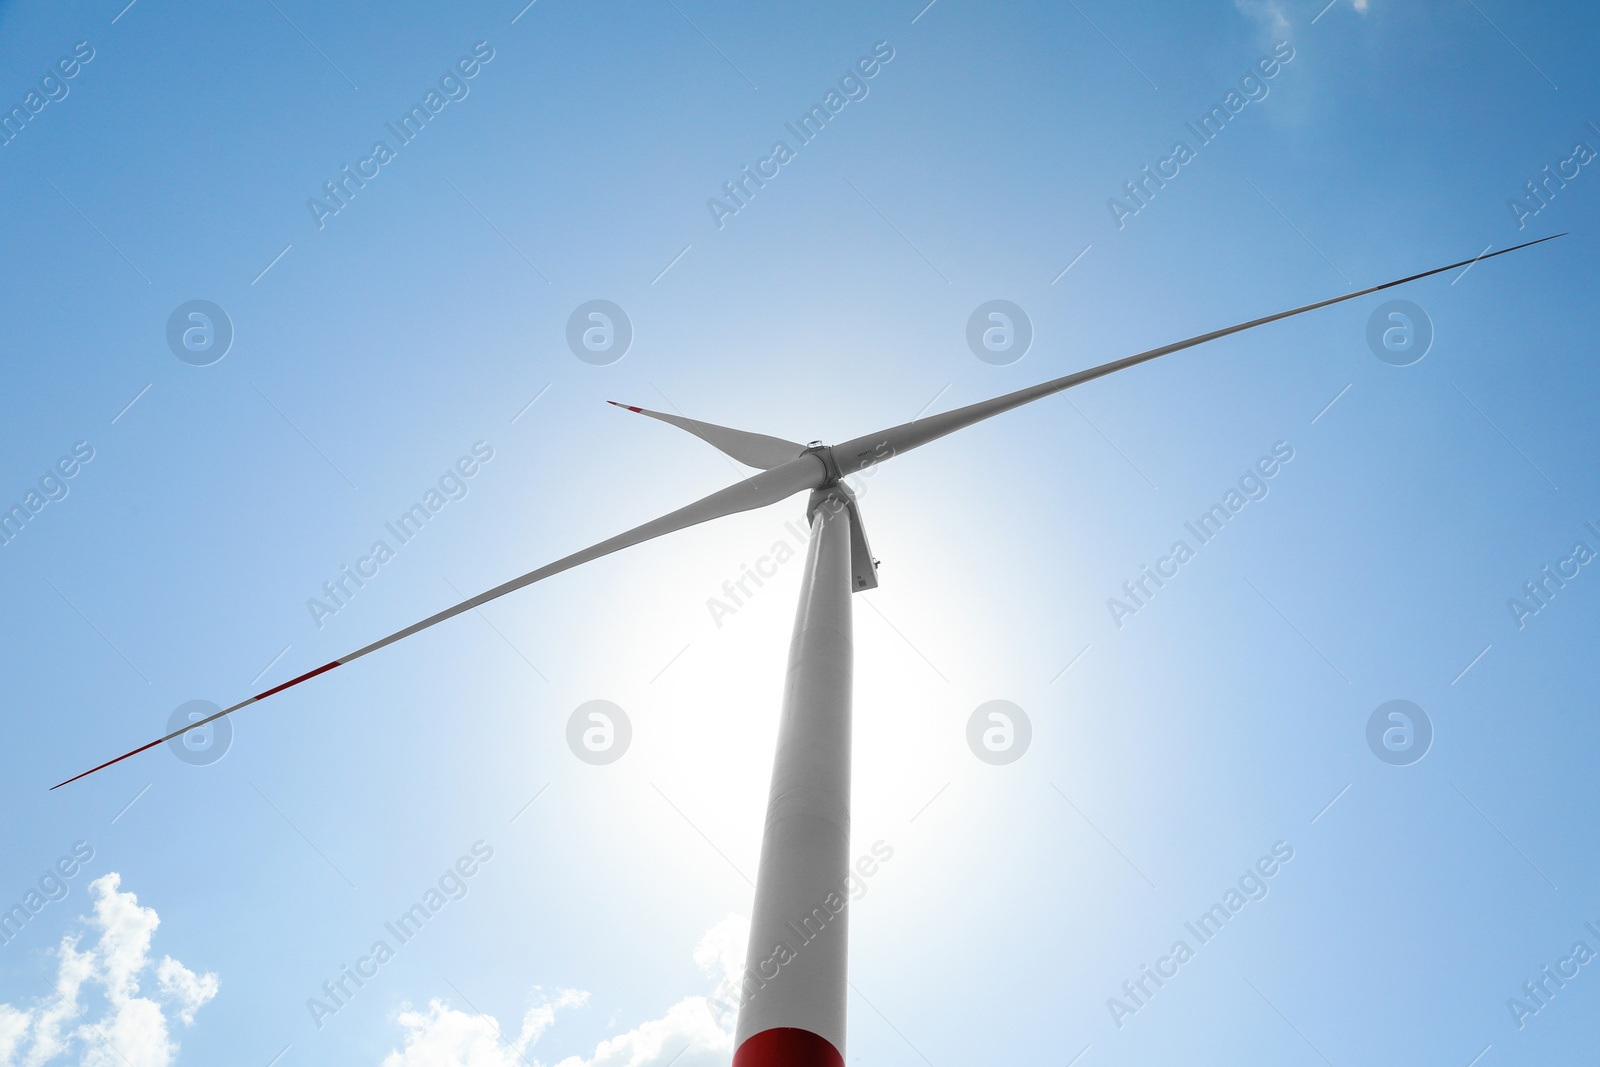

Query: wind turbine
[54,235,1559,1067]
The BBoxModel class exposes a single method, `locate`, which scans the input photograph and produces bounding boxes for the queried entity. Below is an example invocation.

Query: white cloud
[690,915,745,989]
[380,916,749,1067]
[155,959,219,1027]
[381,989,589,1067]
[0,873,218,1067]
[1234,0,1290,34]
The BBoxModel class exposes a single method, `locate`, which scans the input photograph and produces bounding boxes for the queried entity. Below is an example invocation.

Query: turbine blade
[51,454,829,790]
[832,234,1564,473]
[608,402,806,470]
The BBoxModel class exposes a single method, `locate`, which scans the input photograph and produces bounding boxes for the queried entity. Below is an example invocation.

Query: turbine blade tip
[607,402,644,413]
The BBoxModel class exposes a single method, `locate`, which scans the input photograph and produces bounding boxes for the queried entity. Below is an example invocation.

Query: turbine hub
[800,442,843,487]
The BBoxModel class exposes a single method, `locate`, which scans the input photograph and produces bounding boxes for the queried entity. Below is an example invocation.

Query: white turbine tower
[55,236,1559,1067]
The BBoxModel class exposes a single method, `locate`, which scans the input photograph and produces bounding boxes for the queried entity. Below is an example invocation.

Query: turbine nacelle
[607,403,882,591]
[807,482,879,592]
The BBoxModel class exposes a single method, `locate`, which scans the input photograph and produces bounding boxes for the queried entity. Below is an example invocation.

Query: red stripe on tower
[732,1027,845,1067]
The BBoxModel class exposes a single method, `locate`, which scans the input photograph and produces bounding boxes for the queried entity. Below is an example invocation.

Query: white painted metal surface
[735,490,854,1059]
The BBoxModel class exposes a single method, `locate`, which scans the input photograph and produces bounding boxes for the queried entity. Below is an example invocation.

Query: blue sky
[1,0,1597,1064]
